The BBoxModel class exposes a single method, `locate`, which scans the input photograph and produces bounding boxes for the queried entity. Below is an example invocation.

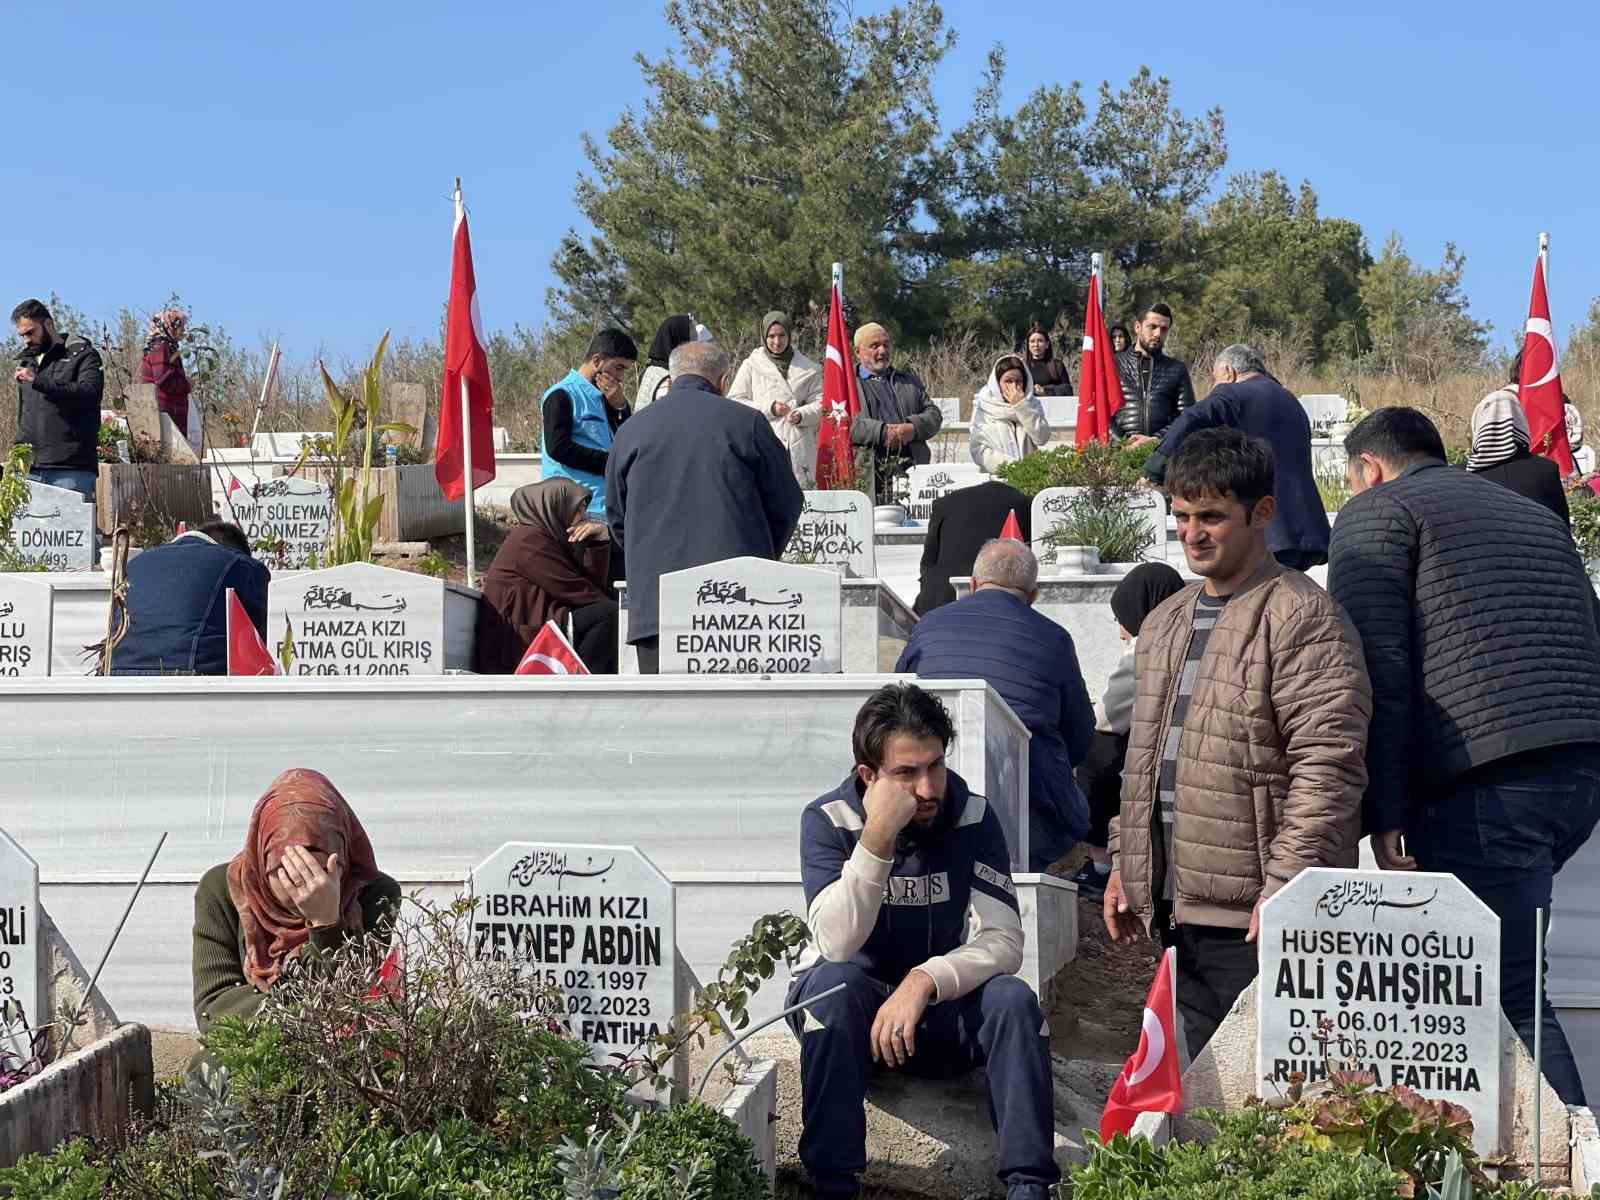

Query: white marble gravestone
[931,396,961,429]
[224,476,333,568]
[1300,394,1347,428]
[1031,486,1166,567]
[0,828,41,1063]
[1257,868,1502,1155]
[0,576,51,676]
[11,481,95,571]
[659,556,842,675]
[791,491,876,579]
[906,462,986,521]
[468,842,677,1069]
[269,561,445,676]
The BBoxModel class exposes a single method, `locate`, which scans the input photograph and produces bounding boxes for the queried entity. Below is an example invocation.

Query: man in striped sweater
[787,684,1058,1200]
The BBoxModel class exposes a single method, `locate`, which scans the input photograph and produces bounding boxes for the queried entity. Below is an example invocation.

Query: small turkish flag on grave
[998,510,1024,542]
[1518,254,1573,476]
[175,521,186,535]
[514,621,590,676]
[1100,947,1183,1140]
[225,589,277,676]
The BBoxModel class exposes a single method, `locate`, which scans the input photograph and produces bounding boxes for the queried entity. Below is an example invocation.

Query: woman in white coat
[728,311,823,485]
[970,353,1051,471]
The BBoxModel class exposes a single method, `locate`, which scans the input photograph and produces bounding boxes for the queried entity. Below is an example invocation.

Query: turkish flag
[1076,267,1123,447]
[225,588,277,676]
[1519,255,1573,476]
[999,510,1024,541]
[1100,947,1183,1140]
[815,281,862,489]
[365,945,404,1003]
[435,184,497,502]
[514,621,590,676]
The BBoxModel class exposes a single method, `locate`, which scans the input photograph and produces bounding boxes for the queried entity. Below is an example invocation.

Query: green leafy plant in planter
[1043,490,1154,565]
[992,439,1156,498]
[1569,487,1600,563]
[1315,461,1352,512]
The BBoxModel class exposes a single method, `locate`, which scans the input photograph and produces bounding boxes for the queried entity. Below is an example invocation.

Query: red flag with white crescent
[1077,267,1123,447]
[225,588,278,676]
[815,282,862,489]
[1518,255,1573,476]
[436,186,497,502]
[1100,947,1183,1140]
[514,621,590,676]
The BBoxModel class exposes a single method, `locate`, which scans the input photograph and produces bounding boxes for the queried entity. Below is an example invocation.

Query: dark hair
[1109,323,1131,346]
[1166,428,1276,509]
[1143,302,1174,322]
[585,329,638,363]
[1343,407,1446,467]
[1509,346,1524,385]
[995,355,1027,380]
[852,683,955,770]
[196,520,252,555]
[1025,320,1052,339]
[11,298,50,325]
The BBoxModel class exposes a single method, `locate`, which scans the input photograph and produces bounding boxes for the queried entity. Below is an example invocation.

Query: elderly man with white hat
[851,322,943,488]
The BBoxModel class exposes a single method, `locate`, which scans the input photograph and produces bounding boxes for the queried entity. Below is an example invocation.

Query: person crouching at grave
[913,478,1031,615]
[896,540,1093,871]
[969,353,1050,472]
[728,312,823,486]
[1104,430,1370,1056]
[193,769,399,1032]
[140,308,193,443]
[110,521,270,676]
[1068,562,1185,902]
[12,297,103,502]
[788,684,1058,1200]
[474,479,617,674]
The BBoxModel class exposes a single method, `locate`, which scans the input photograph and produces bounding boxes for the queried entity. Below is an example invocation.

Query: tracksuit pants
[787,960,1059,1198]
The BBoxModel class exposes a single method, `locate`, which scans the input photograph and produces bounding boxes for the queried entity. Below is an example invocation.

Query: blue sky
[5,1,1594,363]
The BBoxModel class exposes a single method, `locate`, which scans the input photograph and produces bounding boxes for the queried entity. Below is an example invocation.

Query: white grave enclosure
[1257,868,1501,1155]
[791,491,875,578]
[470,843,675,1065]
[269,562,445,676]
[11,481,95,571]
[906,463,985,521]
[1031,487,1166,566]
[659,557,842,675]
[224,476,333,568]
[0,577,51,676]
[0,829,41,1062]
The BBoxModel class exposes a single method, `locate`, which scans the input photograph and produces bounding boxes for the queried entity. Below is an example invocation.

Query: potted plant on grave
[1042,485,1155,574]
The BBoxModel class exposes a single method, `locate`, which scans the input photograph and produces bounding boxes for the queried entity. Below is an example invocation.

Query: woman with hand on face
[969,353,1051,472]
[727,311,823,486]
[192,769,399,1032]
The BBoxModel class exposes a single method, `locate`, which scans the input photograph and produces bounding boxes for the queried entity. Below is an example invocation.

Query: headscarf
[1110,562,1186,638]
[225,769,381,993]
[1567,402,1585,452]
[1466,388,1529,472]
[647,315,696,369]
[509,478,591,542]
[976,355,1035,422]
[761,310,794,378]
[146,308,186,343]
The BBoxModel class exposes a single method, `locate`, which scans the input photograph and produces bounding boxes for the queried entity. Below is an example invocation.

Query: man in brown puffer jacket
[1104,429,1371,1054]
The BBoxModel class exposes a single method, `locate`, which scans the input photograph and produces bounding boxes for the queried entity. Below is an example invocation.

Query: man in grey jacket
[605,341,804,673]
[851,323,943,486]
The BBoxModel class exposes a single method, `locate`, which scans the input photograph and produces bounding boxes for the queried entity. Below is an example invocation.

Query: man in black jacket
[12,298,103,500]
[1329,406,1600,1105]
[1112,302,1194,441]
[851,323,943,485]
[606,340,803,673]
[914,479,1031,615]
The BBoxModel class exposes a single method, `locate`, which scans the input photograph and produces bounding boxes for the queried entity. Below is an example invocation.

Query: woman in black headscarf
[1021,319,1072,396]
[1067,562,1186,899]
[635,315,696,412]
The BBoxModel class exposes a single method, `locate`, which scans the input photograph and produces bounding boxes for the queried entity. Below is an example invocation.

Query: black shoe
[1066,859,1109,901]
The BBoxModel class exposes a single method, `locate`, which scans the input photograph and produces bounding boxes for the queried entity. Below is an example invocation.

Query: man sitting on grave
[788,684,1058,1200]
[1104,429,1371,1055]
[896,539,1093,872]
[193,768,400,1032]
[111,520,270,676]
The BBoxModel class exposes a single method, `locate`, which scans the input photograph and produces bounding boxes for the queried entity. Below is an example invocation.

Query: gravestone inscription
[225,476,333,568]
[11,481,95,571]
[659,556,842,675]
[0,576,51,676]
[269,561,444,676]
[0,828,41,1063]
[906,463,985,521]
[469,842,676,1067]
[790,491,875,578]
[1257,868,1501,1155]
[1031,486,1166,567]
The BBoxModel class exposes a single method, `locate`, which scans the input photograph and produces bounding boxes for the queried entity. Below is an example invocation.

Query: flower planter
[299,464,464,542]
[94,463,214,537]
[873,503,907,529]
[0,1023,153,1167]
[1045,544,1100,575]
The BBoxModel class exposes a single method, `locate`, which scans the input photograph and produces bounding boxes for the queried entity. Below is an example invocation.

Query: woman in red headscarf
[191,769,400,1031]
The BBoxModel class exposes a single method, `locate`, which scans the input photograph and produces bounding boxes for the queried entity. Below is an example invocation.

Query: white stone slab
[1300,394,1346,428]
[791,491,875,579]
[223,476,333,569]
[269,561,446,677]
[931,396,961,428]
[250,431,326,460]
[907,463,986,521]
[1257,867,1501,1155]
[0,828,41,1062]
[469,842,675,1068]
[0,577,50,677]
[1031,487,1166,566]
[11,482,94,571]
[1040,394,1077,425]
[659,557,842,675]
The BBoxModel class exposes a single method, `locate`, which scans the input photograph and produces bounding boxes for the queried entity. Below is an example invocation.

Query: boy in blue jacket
[787,684,1058,1200]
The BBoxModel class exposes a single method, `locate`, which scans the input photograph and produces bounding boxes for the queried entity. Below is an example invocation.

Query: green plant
[621,1103,765,1200]
[413,550,451,578]
[992,439,1152,499]
[1570,488,1600,561]
[1315,462,1351,512]
[0,1138,108,1199]
[203,1017,299,1103]
[1045,492,1154,564]
[182,1063,285,1199]
[0,442,41,572]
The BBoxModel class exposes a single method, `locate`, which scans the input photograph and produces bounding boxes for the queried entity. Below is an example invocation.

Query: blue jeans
[27,468,98,503]
[1411,746,1600,1106]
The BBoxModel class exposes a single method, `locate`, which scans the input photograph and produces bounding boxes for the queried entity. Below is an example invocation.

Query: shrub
[621,1102,767,1200]
[1570,487,1600,561]
[1045,493,1154,564]
[994,440,1153,499]
[0,1139,108,1199]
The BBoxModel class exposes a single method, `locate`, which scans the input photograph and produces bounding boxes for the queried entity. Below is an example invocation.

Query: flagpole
[455,177,478,591]
[1091,252,1104,305]
[1539,231,1549,283]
